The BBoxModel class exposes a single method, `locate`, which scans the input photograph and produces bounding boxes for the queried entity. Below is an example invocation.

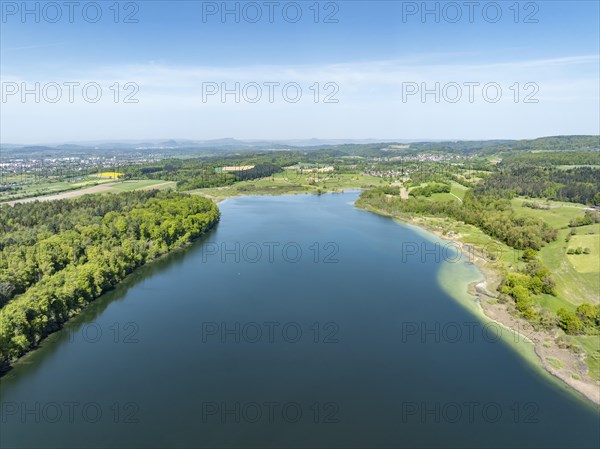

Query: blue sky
[1,1,599,143]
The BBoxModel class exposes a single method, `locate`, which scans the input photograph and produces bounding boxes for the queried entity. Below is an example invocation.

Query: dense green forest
[500,150,599,166]
[409,183,451,197]
[407,135,599,155]
[477,166,600,205]
[0,191,219,370]
[359,189,558,251]
[123,155,301,189]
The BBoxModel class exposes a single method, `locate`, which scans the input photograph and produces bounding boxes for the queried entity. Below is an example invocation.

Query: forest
[499,150,599,166]
[475,166,600,205]
[359,189,558,251]
[0,191,219,370]
[123,155,300,190]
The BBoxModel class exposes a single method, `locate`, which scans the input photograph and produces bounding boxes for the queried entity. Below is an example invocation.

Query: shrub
[557,308,584,335]
[576,303,600,332]
[522,248,538,261]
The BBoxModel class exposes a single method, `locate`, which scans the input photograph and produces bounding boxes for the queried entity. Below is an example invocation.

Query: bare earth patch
[3,183,119,206]
[137,181,176,191]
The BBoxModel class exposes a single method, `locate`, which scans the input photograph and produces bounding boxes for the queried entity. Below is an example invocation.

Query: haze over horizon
[4,134,600,148]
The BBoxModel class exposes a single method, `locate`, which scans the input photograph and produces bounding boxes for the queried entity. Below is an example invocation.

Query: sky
[1,0,599,143]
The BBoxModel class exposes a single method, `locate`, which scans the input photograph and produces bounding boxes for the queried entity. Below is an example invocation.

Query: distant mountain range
[1,136,598,157]
[1,138,429,151]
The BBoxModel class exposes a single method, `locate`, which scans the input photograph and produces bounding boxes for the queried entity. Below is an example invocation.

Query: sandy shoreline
[359,203,600,406]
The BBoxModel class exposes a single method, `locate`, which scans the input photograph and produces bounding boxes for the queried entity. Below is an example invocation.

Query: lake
[1,191,598,448]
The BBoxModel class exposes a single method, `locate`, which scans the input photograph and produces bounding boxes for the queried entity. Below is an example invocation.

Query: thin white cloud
[1,55,598,142]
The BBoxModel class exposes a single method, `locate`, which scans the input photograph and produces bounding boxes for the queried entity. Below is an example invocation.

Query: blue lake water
[1,191,598,448]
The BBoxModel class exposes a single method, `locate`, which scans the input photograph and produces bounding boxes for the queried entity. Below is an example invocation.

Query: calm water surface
[1,192,598,448]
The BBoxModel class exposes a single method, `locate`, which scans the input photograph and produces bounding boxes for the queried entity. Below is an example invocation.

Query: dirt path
[449,192,463,203]
[2,183,120,206]
[137,181,176,191]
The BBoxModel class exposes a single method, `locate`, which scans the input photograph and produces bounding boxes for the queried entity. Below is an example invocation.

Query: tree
[576,303,600,331]
[0,281,15,307]
[557,309,583,335]
[522,248,538,262]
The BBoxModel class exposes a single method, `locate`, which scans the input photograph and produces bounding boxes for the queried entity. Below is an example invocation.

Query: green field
[107,180,175,192]
[566,235,599,273]
[573,335,600,380]
[511,197,588,229]
[407,181,467,204]
[540,226,599,307]
[450,182,468,200]
[511,198,600,379]
[0,176,116,202]
[510,197,599,306]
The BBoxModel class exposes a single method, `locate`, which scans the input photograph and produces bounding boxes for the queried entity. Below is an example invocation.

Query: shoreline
[357,202,600,407]
[194,185,356,203]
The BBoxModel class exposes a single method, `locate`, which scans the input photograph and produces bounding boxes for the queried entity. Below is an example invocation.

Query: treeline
[408,136,599,155]
[523,201,550,210]
[500,260,599,335]
[557,304,600,335]
[569,210,600,227]
[496,136,599,153]
[358,189,557,250]
[409,183,450,197]
[0,191,219,369]
[500,150,600,166]
[500,262,555,320]
[124,155,299,190]
[476,166,600,205]
[176,163,282,190]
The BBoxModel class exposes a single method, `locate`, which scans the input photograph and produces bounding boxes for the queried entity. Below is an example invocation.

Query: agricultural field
[407,181,467,204]
[511,197,589,228]
[1,180,175,205]
[92,171,124,179]
[0,176,117,202]
[511,197,599,307]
